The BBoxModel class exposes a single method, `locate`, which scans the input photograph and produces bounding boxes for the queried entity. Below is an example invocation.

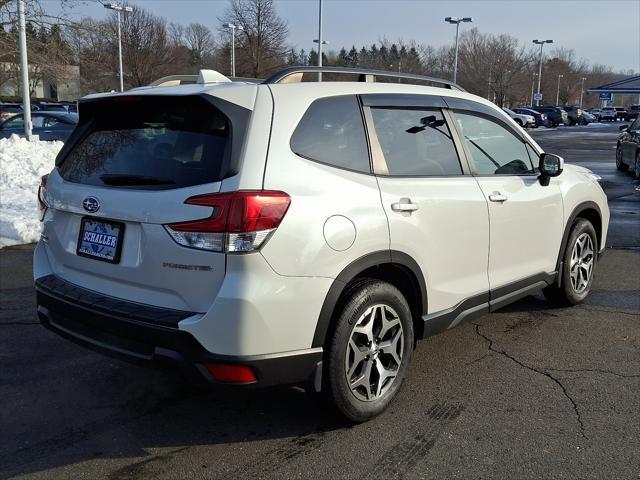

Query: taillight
[165,190,291,253]
[204,363,257,383]
[37,174,49,212]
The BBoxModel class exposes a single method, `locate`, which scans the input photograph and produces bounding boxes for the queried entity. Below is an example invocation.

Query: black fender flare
[555,201,602,283]
[311,250,427,348]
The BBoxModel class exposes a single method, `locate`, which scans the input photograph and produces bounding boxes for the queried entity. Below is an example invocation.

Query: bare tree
[184,23,216,68]
[220,0,288,78]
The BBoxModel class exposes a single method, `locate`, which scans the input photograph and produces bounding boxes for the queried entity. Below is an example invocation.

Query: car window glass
[630,118,640,130]
[525,144,539,171]
[369,108,461,176]
[290,95,370,173]
[5,115,24,128]
[31,117,45,128]
[454,112,534,175]
[43,117,60,128]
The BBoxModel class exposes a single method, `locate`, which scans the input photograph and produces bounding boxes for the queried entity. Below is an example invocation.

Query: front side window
[454,112,535,175]
[290,95,370,173]
[369,108,461,176]
[4,115,24,128]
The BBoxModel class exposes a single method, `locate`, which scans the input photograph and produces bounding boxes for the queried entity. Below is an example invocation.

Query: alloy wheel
[569,233,594,293]
[345,304,404,402]
[635,154,640,179]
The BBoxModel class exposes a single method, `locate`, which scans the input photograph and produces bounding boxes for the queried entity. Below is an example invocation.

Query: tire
[635,152,640,179]
[515,118,523,127]
[324,278,414,422]
[543,219,598,306]
[616,144,628,171]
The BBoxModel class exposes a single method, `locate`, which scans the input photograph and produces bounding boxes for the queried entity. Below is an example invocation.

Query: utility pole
[317,0,323,81]
[579,77,587,108]
[530,72,538,107]
[104,3,133,92]
[17,0,32,140]
[556,74,564,105]
[223,23,243,77]
[533,39,553,107]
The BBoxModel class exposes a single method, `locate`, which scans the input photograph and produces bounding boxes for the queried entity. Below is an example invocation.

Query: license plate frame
[76,217,125,264]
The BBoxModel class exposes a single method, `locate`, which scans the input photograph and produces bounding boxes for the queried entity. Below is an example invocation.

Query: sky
[46,0,640,73]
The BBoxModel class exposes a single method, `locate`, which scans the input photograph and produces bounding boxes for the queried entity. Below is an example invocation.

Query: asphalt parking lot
[1,123,638,479]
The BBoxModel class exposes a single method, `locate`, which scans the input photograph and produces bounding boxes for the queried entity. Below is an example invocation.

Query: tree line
[1,0,636,107]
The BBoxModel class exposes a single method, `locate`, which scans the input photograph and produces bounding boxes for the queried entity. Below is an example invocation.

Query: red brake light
[165,191,291,253]
[37,174,49,211]
[204,363,257,383]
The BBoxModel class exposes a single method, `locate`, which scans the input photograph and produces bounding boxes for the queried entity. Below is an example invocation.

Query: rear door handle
[488,192,508,203]
[391,197,419,213]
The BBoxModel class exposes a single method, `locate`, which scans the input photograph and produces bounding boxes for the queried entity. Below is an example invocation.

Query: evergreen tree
[337,47,348,66]
[347,46,358,66]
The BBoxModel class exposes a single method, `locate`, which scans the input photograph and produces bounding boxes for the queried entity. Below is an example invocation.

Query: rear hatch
[40,92,253,312]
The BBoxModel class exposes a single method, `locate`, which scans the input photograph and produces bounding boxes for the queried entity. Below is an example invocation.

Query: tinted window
[454,112,535,175]
[370,108,461,176]
[59,97,230,189]
[290,95,370,173]
[4,115,24,128]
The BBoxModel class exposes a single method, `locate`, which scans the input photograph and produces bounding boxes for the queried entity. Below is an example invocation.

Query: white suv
[35,67,609,421]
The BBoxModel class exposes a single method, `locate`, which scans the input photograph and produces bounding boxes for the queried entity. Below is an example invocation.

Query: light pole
[579,77,587,108]
[445,16,473,84]
[556,74,564,105]
[316,0,324,81]
[223,23,243,78]
[530,72,538,107]
[17,0,31,139]
[533,39,553,106]
[104,3,133,92]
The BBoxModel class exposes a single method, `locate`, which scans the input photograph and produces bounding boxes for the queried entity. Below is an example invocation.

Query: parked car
[627,105,640,121]
[502,107,536,127]
[0,103,22,121]
[581,111,597,124]
[587,108,602,120]
[34,102,68,112]
[561,106,584,126]
[532,106,569,127]
[616,117,640,178]
[0,111,78,141]
[513,107,548,127]
[34,67,609,422]
[614,107,628,121]
[599,107,617,121]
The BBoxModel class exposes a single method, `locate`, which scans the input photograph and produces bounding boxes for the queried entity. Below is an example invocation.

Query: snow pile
[0,134,62,247]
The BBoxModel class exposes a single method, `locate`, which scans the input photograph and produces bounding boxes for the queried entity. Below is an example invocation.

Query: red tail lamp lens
[205,364,257,383]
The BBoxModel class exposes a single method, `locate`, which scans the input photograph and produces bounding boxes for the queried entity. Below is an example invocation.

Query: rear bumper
[35,274,322,388]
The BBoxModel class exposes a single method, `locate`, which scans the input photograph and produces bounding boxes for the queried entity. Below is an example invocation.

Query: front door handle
[391,197,419,213]
[488,192,508,203]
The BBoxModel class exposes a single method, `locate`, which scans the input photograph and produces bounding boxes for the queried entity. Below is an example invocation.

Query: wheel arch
[556,201,602,281]
[311,250,427,348]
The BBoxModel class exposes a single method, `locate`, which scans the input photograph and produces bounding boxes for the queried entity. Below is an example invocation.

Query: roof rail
[262,66,465,91]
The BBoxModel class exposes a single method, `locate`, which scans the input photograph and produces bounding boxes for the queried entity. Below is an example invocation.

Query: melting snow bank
[0,134,62,248]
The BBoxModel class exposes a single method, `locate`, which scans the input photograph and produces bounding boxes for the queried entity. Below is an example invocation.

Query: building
[0,63,80,101]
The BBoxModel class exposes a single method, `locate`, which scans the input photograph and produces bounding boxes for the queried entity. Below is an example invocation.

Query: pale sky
[45,0,640,72]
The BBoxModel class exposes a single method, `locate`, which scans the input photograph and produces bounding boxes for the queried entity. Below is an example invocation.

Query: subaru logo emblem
[83,196,100,213]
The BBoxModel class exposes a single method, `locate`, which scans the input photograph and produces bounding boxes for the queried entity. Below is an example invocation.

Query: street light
[533,39,553,106]
[103,3,133,92]
[445,16,472,84]
[223,23,243,78]
[579,76,587,108]
[556,74,564,105]
[316,0,324,81]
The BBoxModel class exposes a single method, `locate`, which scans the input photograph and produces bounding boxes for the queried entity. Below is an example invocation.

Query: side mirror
[619,124,629,131]
[538,153,564,186]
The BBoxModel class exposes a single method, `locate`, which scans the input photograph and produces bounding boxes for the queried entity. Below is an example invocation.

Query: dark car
[627,105,640,121]
[0,111,78,142]
[616,117,640,178]
[561,106,584,125]
[531,106,569,127]
[0,103,23,121]
[513,107,548,127]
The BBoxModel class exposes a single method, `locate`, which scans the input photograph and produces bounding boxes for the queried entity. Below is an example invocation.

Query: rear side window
[370,108,461,176]
[290,95,370,173]
[59,96,231,189]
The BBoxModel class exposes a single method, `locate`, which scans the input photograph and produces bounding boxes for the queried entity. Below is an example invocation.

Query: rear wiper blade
[99,174,176,186]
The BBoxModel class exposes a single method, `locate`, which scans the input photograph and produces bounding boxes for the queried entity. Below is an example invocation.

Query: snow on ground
[0,134,61,247]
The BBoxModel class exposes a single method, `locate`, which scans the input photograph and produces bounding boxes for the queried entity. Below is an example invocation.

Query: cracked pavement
[1,123,639,479]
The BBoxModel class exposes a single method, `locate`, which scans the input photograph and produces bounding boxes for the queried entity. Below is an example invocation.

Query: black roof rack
[262,66,465,91]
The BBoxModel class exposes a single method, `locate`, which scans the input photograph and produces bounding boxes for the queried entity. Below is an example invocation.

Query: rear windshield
[59,96,231,189]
